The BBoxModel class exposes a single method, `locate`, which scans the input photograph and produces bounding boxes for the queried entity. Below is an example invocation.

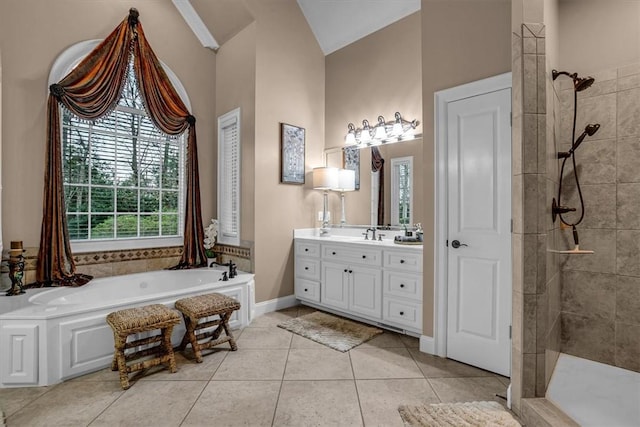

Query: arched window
[50,40,189,251]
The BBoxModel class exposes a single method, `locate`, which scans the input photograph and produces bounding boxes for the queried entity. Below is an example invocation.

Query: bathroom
[0,0,638,425]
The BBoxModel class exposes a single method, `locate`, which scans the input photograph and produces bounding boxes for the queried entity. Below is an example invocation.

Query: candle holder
[6,241,26,296]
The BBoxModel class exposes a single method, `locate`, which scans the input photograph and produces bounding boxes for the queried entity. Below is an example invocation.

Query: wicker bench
[175,293,241,363]
[106,304,181,389]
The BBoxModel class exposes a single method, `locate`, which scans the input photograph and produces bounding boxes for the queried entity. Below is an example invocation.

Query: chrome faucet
[366,227,377,241]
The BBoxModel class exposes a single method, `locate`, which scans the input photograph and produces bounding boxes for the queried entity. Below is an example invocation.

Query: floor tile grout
[3,306,513,426]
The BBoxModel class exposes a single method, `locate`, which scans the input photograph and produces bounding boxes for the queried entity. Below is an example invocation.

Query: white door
[446,87,512,376]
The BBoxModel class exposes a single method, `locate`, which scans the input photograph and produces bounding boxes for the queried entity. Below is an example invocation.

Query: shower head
[551,69,595,92]
[557,123,601,158]
[575,76,595,92]
[572,123,600,151]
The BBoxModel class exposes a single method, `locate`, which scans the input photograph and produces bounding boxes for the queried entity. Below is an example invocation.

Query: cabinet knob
[349,270,353,273]
[362,255,366,259]
[399,311,405,316]
[332,251,337,255]
[304,267,309,270]
[305,248,309,252]
[344,269,348,273]
[304,288,308,292]
[400,284,405,288]
[400,259,405,264]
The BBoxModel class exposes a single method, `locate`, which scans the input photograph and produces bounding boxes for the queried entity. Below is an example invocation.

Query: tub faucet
[229,262,237,279]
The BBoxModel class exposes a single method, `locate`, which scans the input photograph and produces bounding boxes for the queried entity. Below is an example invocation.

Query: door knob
[451,240,468,249]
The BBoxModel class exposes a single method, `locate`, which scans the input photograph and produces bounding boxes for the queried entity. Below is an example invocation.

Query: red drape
[33,9,206,287]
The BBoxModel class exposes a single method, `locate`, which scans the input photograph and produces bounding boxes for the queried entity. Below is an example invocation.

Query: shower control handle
[451,240,468,249]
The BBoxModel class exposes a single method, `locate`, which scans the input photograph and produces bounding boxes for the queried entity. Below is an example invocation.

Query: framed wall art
[280,123,306,184]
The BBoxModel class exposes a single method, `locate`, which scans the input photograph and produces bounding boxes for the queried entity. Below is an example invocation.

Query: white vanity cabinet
[294,235,423,335]
[322,261,382,319]
[294,240,321,302]
[382,250,423,331]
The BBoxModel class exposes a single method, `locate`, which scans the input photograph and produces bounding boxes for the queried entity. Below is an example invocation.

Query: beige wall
[422,0,511,336]
[0,0,217,249]
[250,0,326,302]
[325,12,422,227]
[558,0,640,74]
[216,23,257,245]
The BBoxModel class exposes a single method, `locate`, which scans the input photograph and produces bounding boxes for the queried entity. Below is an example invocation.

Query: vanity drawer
[384,271,422,299]
[384,250,422,272]
[295,278,320,302]
[383,297,422,331]
[322,244,382,267]
[296,258,320,280]
[295,241,321,258]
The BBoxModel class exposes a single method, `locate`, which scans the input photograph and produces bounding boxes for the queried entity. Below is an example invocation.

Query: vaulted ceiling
[186,0,420,55]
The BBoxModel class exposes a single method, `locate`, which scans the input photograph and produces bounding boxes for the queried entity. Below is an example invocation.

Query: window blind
[217,108,241,246]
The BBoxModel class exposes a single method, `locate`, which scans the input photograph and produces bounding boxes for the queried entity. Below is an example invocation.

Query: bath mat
[398,401,521,427]
[277,311,383,352]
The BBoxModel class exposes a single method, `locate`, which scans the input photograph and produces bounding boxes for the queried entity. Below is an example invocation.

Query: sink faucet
[366,227,377,241]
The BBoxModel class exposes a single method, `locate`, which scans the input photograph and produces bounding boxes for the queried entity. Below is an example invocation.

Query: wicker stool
[106,304,181,389]
[175,293,241,363]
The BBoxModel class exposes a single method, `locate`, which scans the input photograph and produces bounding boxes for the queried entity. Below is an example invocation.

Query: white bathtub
[0,268,255,388]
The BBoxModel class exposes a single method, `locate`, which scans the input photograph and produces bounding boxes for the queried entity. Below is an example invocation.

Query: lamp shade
[335,169,355,192]
[312,167,339,190]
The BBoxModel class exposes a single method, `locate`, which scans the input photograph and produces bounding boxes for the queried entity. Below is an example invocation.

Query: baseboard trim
[252,294,298,318]
[420,335,436,355]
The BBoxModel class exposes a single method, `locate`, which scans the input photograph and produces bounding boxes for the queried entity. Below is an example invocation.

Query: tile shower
[513,19,640,416]
[557,63,640,373]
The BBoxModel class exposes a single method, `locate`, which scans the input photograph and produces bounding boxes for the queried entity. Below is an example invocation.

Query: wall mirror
[324,138,422,227]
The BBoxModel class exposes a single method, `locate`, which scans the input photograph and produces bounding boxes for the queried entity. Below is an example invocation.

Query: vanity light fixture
[345,112,421,148]
[312,167,339,236]
[333,169,356,226]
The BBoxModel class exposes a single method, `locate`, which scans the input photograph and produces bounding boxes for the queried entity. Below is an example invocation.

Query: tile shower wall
[513,21,564,412]
[556,63,640,373]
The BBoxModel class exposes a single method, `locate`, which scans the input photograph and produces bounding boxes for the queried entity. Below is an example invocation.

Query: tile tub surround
[1,306,516,427]
[556,62,640,373]
[0,243,252,290]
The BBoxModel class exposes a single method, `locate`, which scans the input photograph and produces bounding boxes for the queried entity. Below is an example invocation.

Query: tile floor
[0,305,512,426]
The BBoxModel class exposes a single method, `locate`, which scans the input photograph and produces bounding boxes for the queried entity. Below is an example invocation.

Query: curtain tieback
[49,84,65,100]
[187,115,196,125]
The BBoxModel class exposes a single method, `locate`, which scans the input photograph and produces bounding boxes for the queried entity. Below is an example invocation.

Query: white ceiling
[297,0,421,55]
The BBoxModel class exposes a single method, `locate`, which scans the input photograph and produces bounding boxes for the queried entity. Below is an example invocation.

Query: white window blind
[62,65,186,249]
[217,108,241,246]
[391,156,413,226]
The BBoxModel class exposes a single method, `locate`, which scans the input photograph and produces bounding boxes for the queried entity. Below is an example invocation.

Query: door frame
[433,72,512,357]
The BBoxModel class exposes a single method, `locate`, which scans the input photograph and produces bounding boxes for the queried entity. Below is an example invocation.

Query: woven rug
[398,401,521,427]
[277,311,383,352]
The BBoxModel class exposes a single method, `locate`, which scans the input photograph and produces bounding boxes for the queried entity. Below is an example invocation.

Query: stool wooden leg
[177,314,190,351]
[221,312,238,351]
[114,333,130,390]
[162,326,178,373]
[186,315,203,363]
